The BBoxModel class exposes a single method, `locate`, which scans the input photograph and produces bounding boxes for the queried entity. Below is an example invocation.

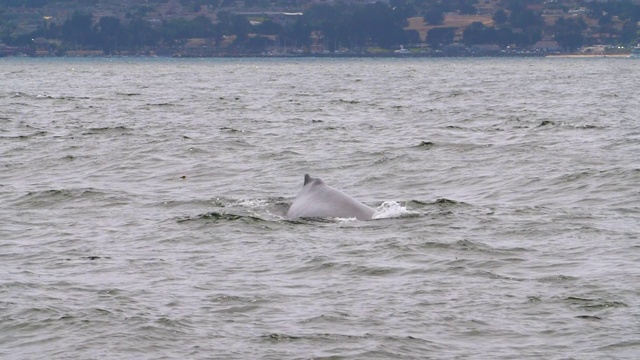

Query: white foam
[236,198,268,207]
[334,217,358,223]
[372,201,417,219]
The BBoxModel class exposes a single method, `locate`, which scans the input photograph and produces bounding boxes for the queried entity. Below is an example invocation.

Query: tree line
[3,2,417,55]
[425,0,639,51]
[1,0,639,55]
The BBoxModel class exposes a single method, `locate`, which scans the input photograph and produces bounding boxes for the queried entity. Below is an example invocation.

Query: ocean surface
[1,57,639,359]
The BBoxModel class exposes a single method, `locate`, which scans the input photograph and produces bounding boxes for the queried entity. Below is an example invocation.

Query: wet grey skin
[286,174,375,221]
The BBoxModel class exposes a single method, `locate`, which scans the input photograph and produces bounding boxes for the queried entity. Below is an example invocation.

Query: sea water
[1,57,639,359]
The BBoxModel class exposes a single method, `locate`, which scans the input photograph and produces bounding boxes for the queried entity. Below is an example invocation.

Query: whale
[286,174,375,221]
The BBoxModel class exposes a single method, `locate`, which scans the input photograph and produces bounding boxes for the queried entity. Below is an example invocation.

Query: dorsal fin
[304,174,312,185]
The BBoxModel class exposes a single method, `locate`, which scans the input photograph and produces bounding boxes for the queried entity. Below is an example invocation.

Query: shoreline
[546,54,631,58]
[1,52,635,60]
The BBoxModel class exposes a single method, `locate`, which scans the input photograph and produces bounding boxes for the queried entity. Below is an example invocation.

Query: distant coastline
[1,51,635,59]
[2,1,638,62]
[545,54,632,58]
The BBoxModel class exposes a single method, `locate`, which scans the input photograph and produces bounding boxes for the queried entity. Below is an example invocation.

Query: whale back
[286,174,375,221]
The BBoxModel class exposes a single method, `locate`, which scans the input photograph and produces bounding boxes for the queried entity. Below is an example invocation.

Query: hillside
[1,0,639,56]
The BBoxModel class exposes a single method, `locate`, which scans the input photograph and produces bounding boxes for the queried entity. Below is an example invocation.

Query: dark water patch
[7,102,38,108]
[372,154,410,165]
[453,239,530,255]
[264,332,303,341]
[207,294,266,304]
[551,170,595,184]
[471,269,524,281]
[527,296,542,302]
[83,125,133,135]
[320,125,348,131]
[294,256,383,275]
[430,89,470,100]
[176,211,265,224]
[0,131,48,140]
[568,123,601,129]
[564,296,628,310]
[13,188,109,207]
[262,332,378,343]
[261,331,441,354]
[406,200,431,206]
[407,239,530,258]
[536,120,603,130]
[334,99,360,104]
[536,275,579,283]
[538,120,555,127]
[0,281,40,291]
[301,313,354,325]
[153,316,195,330]
[345,264,403,277]
[145,102,178,107]
[49,95,91,101]
[219,126,244,133]
[79,256,112,261]
[416,141,435,149]
[406,198,468,209]
[8,92,92,101]
[597,339,640,352]
[402,199,476,218]
[116,92,141,96]
[435,198,463,205]
[184,146,208,154]
[129,318,194,338]
[200,299,265,321]
[210,305,261,314]
[69,96,91,100]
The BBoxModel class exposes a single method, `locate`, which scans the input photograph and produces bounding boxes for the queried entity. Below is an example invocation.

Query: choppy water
[1,57,639,359]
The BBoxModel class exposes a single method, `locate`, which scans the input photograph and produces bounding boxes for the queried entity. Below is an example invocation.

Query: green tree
[404,29,421,46]
[621,20,638,45]
[424,7,445,25]
[462,22,496,45]
[304,3,350,51]
[502,0,526,13]
[509,9,543,29]
[61,12,94,48]
[228,15,251,41]
[359,2,408,48]
[255,20,282,35]
[242,35,274,53]
[390,0,417,18]
[551,16,585,51]
[493,9,507,25]
[598,13,613,27]
[192,15,215,37]
[126,17,160,49]
[555,33,583,52]
[458,0,478,15]
[427,27,455,49]
[161,15,215,42]
[93,16,121,54]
